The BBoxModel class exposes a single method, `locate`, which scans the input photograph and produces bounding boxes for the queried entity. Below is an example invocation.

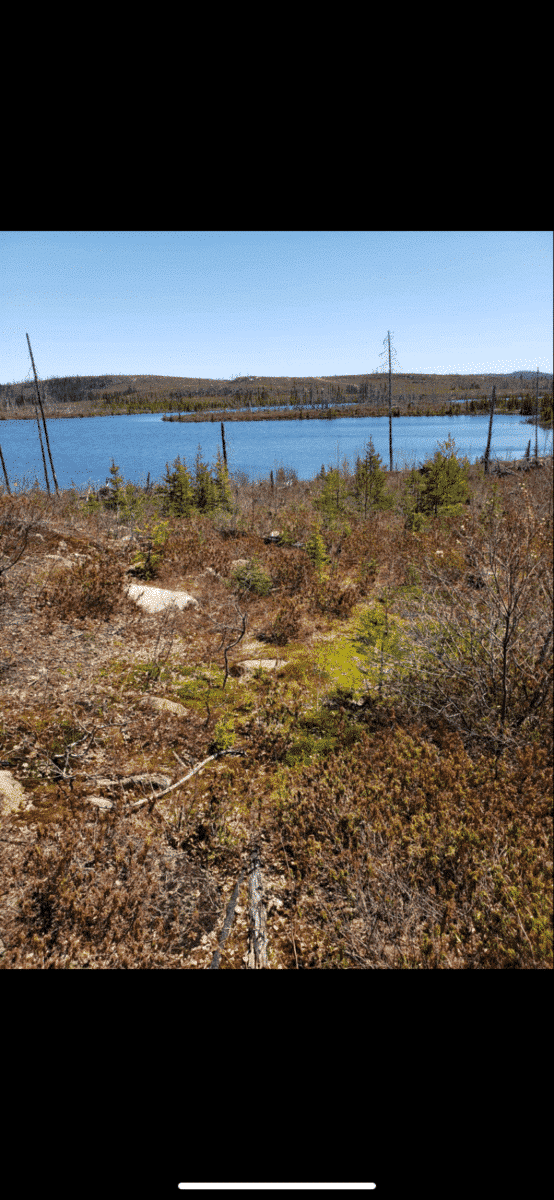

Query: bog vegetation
[0,431,552,968]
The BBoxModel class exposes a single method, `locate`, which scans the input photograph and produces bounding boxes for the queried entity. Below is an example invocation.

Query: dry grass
[0,456,551,968]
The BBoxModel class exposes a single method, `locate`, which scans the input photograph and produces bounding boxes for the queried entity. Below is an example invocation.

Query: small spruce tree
[160,456,194,517]
[350,437,394,517]
[314,466,350,523]
[104,459,126,512]
[305,522,330,580]
[212,447,233,513]
[193,446,219,513]
[418,436,470,516]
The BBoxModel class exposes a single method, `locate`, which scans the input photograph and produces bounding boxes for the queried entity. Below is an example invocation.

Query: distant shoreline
[1,404,552,430]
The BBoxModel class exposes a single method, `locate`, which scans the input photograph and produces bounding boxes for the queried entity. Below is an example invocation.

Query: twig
[122,747,246,814]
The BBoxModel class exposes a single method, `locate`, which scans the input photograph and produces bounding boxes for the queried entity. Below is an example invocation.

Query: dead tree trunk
[0,444,12,494]
[378,331,401,472]
[483,385,496,474]
[534,367,539,461]
[246,843,268,968]
[26,334,60,494]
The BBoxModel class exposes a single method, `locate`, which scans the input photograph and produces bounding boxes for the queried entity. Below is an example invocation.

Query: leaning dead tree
[26,334,60,495]
[0,444,12,494]
[377,331,402,472]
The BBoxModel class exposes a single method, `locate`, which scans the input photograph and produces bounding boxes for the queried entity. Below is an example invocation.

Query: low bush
[34,549,129,622]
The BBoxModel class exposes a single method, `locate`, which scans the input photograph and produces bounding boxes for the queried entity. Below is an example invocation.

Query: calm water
[0,411,551,492]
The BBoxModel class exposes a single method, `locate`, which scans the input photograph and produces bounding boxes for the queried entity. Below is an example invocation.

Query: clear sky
[1,230,551,385]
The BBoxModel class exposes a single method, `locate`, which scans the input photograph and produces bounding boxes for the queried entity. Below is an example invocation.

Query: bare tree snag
[26,334,60,494]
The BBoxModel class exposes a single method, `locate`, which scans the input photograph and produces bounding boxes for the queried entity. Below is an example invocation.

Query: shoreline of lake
[2,402,550,428]
[0,409,551,494]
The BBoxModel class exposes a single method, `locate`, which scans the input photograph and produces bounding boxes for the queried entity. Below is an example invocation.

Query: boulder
[139,696,189,717]
[124,582,200,614]
[0,769,33,816]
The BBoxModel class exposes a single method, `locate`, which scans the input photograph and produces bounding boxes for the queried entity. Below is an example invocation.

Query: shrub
[389,505,553,759]
[347,589,408,693]
[315,573,361,619]
[209,716,236,755]
[35,549,128,622]
[128,519,170,581]
[264,598,303,645]
[230,555,273,596]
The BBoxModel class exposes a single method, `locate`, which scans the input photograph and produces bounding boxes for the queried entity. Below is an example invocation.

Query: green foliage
[350,437,394,516]
[212,448,233,513]
[157,447,232,520]
[281,705,363,769]
[418,436,470,517]
[313,467,351,522]
[128,518,170,581]
[305,525,330,578]
[230,554,273,596]
[209,715,236,755]
[349,597,405,666]
[160,456,195,517]
[400,468,429,531]
[102,459,126,511]
[405,563,421,588]
[400,436,469,527]
[93,460,152,523]
[192,446,220,513]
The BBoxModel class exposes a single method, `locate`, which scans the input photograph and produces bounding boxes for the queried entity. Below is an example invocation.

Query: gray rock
[124,582,200,613]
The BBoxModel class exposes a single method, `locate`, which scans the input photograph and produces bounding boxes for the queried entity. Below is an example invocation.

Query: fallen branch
[209,866,246,969]
[246,842,268,968]
[125,747,246,814]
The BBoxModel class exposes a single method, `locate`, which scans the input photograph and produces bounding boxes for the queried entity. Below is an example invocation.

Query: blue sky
[1,230,551,384]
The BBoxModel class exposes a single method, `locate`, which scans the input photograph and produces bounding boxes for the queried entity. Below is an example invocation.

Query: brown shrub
[269,548,316,598]
[315,573,362,619]
[263,597,303,645]
[0,792,223,969]
[34,548,129,622]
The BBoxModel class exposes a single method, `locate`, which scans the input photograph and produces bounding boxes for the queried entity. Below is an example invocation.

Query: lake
[0,411,551,493]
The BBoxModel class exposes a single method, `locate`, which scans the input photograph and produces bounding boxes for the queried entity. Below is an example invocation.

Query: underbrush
[0,453,551,968]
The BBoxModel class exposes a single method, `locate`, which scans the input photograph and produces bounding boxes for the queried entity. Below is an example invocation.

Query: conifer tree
[313,467,350,523]
[418,436,470,516]
[212,447,233,512]
[161,455,194,517]
[193,446,219,513]
[351,437,394,517]
[104,458,127,511]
